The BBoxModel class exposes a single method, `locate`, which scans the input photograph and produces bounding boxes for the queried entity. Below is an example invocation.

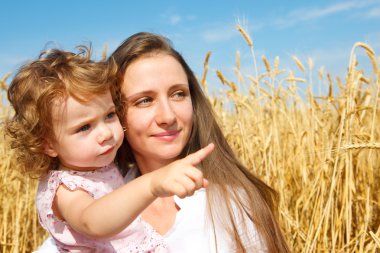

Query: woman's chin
[158,152,181,161]
[152,148,183,162]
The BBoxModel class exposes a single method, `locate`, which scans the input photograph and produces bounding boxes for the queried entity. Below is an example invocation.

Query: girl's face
[46,91,124,171]
[121,54,193,166]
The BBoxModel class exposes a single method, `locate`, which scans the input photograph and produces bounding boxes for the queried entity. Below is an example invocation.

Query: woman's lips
[152,130,180,141]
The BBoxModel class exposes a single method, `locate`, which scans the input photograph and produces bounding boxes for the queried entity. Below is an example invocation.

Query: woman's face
[121,54,193,165]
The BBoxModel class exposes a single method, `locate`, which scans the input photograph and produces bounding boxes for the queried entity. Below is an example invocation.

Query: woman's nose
[155,100,176,125]
[97,124,113,144]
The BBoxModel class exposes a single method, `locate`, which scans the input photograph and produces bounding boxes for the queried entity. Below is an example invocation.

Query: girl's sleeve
[37,171,96,223]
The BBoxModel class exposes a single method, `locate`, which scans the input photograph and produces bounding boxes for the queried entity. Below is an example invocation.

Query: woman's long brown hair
[110,32,290,253]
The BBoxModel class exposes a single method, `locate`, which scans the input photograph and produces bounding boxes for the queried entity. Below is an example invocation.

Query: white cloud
[307,42,378,78]
[201,21,261,43]
[273,0,379,28]
[309,47,350,70]
[201,25,237,43]
[186,15,196,21]
[160,11,182,25]
[169,15,181,25]
[160,12,196,26]
[367,7,380,18]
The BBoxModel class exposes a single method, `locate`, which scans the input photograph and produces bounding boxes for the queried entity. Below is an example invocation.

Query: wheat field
[0,29,379,252]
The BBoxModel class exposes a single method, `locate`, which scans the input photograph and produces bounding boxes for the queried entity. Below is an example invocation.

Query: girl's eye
[135,97,152,107]
[77,124,90,133]
[106,111,116,119]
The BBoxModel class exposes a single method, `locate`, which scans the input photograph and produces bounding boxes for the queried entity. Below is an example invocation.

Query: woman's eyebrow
[125,83,189,100]
[169,83,189,89]
[125,91,153,101]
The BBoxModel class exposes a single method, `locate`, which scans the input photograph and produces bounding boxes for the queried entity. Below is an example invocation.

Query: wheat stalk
[292,56,306,72]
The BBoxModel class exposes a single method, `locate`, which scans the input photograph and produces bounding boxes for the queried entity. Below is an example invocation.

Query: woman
[112,32,290,252]
[38,32,290,252]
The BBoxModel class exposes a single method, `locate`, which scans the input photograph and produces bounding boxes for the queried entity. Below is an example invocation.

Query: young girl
[5,46,214,252]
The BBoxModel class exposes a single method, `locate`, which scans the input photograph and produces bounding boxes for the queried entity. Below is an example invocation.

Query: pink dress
[36,164,168,252]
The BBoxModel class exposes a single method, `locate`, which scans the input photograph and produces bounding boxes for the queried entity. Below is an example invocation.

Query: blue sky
[1,0,379,94]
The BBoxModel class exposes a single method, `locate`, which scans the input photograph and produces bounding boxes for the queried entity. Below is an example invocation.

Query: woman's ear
[44,139,58,157]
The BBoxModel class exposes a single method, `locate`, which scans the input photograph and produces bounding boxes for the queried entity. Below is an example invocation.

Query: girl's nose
[155,100,176,126]
[97,124,113,144]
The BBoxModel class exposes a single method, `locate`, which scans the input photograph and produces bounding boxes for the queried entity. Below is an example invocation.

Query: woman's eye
[172,91,186,99]
[135,97,152,106]
[77,124,90,133]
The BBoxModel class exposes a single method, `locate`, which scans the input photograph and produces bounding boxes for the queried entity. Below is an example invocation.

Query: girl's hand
[149,143,214,198]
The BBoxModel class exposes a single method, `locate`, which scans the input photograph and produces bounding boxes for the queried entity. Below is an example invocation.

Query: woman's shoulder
[209,186,267,252]
[33,237,58,253]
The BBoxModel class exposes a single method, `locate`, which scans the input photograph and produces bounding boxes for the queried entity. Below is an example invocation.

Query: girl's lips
[100,147,114,155]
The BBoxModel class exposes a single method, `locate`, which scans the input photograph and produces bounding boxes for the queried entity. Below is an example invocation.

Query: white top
[36,167,266,252]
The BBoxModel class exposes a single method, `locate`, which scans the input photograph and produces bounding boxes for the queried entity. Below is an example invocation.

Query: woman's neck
[134,155,175,175]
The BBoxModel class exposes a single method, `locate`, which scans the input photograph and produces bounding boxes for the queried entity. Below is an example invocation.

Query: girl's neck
[58,163,101,172]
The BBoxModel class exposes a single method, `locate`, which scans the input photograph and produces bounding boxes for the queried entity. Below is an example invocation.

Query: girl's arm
[54,143,214,239]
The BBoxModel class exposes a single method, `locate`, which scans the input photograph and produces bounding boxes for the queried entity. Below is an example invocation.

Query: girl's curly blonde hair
[5,46,119,177]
